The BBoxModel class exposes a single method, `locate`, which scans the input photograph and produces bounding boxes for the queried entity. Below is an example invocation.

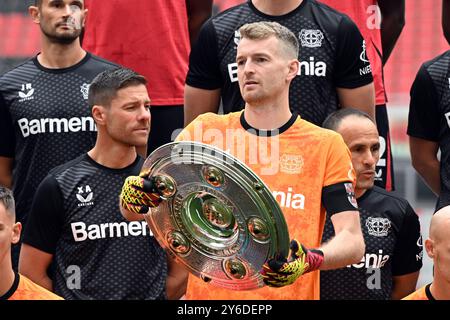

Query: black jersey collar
[240,111,298,137]
[0,272,19,300]
[425,283,436,300]
[248,0,307,20]
[33,52,91,73]
[84,153,142,174]
[356,187,373,202]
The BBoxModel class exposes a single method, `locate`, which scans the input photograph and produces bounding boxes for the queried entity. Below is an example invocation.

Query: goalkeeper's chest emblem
[366,217,391,237]
[76,185,94,207]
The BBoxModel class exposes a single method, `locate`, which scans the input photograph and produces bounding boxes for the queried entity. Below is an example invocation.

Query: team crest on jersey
[80,83,90,100]
[279,154,303,174]
[366,217,391,237]
[299,29,324,48]
[76,185,94,207]
[344,182,358,208]
[18,83,35,102]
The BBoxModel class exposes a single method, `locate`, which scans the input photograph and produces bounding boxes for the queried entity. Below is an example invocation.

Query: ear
[28,6,40,24]
[11,222,22,245]
[286,59,299,82]
[91,105,107,125]
[425,238,434,259]
[82,8,88,27]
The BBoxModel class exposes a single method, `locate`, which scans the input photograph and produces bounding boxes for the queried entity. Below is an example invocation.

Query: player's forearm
[166,259,188,300]
[378,0,405,65]
[186,0,213,46]
[338,84,376,121]
[380,14,405,65]
[411,157,441,196]
[443,0,450,44]
[391,272,420,300]
[0,157,13,188]
[184,86,221,126]
[319,228,365,270]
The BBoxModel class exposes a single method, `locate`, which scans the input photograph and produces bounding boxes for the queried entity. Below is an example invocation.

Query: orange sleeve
[323,133,356,187]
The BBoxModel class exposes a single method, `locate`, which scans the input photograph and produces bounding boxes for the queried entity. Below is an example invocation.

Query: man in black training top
[0,0,118,269]
[19,68,187,300]
[321,108,423,300]
[184,0,375,127]
[408,48,450,212]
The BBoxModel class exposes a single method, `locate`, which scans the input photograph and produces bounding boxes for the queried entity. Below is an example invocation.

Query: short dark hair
[88,68,147,108]
[322,108,374,131]
[34,0,42,6]
[0,186,15,216]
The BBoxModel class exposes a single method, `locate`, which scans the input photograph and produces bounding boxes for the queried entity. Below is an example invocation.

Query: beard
[41,24,82,45]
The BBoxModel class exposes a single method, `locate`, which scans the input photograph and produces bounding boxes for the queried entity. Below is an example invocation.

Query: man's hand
[260,240,324,288]
[120,170,162,214]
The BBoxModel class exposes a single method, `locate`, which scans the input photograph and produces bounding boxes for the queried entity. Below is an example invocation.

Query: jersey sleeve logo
[299,29,324,48]
[359,40,370,63]
[365,217,391,237]
[344,182,358,209]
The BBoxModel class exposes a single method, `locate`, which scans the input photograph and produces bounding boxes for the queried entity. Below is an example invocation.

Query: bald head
[430,206,450,242]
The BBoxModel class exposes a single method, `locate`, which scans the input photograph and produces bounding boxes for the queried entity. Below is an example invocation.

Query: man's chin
[356,180,374,191]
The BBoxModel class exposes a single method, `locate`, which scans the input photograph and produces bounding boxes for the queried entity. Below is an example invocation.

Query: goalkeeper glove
[120,170,162,214]
[260,239,324,288]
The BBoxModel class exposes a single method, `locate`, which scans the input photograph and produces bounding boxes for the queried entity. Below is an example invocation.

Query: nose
[138,105,151,122]
[362,149,376,167]
[62,5,73,16]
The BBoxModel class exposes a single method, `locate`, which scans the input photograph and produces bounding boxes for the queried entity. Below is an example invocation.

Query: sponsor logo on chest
[272,187,305,209]
[347,249,390,269]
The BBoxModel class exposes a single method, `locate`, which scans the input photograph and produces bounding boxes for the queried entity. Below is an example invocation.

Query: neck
[0,257,15,297]
[429,275,450,300]
[88,135,138,169]
[355,188,366,199]
[252,0,303,15]
[38,37,86,69]
[244,100,292,130]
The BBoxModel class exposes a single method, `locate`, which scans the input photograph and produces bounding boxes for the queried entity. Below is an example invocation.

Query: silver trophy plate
[141,141,289,290]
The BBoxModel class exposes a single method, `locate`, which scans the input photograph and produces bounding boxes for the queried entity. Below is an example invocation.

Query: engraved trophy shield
[141,141,289,290]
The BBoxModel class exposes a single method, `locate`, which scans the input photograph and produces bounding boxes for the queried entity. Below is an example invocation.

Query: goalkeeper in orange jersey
[0,187,62,300]
[120,21,365,300]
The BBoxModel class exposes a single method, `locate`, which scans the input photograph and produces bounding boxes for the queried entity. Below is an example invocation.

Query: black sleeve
[185,18,223,90]
[391,203,423,276]
[334,15,374,88]
[322,182,359,215]
[407,64,440,141]
[22,174,64,254]
[0,92,15,157]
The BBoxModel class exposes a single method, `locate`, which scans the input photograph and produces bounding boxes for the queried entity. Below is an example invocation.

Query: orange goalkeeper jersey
[176,111,355,300]
[4,273,62,300]
[403,284,434,300]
